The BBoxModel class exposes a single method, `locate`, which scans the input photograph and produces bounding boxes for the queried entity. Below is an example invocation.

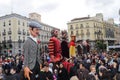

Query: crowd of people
[0,54,23,80]
[0,51,120,80]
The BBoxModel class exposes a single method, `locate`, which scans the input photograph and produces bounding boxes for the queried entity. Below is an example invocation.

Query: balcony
[23,39,25,43]
[76,33,79,37]
[2,40,6,44]
[8,31,12,35]
[81,33,84,36]
[7,40,12,43]
[86,32,90,35]
[2,32,6,36]
[18,39,22,43]
[27,32,30,36]
[18,31,21,34]
[23,31,26,35]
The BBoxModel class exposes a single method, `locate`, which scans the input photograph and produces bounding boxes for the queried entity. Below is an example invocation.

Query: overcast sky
[0,0,120,30]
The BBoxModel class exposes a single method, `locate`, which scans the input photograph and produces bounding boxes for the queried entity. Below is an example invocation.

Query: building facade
[0,13,60,55]
[67,13,120,49]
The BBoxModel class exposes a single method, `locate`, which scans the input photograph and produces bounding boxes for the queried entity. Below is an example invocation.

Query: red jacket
[48,37,61,62]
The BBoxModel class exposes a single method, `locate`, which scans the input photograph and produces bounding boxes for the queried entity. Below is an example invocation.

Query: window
[18,20,20,25]
[4,29,6,32]
[94,23,96,27]
[70,25,73,29]
[76,30,79,36]
[23,37,25,42]
[23,37,25,39]
[18,36,20,39]
[9,20,11,26]
[86,23,89,28]
[27,22,29,27]
[8,28,12,35]
[3,22,5,27]
[27,30,29,36]
[23,22,24,26]
[81,30,83,33]
[87,29,89,32]
[4,37,6,41]
[18,36,22,43]
[81,30,84,38]
[9,28,11,31]
[2,29,6,36]
[76,24,79,29]
[80,24,83,28]
[18,43,21,48]
[23,29,26,35]
[19,50,21,54]
[86,32,90,37]
[18,28,21,34]
[9,36,11,40]
[71,31,73,35]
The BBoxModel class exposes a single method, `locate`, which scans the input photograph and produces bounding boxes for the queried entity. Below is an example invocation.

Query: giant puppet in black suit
[61,30,69,58]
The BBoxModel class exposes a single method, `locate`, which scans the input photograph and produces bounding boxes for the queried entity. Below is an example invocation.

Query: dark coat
[77,44,83,55]
[58,67,69,80]
[61,40,69,58]
[77,68,89,80]
[39,71,46,80]
[45,71,54,80]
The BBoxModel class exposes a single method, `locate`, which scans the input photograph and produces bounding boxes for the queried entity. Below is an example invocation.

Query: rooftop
[71,17,90,21]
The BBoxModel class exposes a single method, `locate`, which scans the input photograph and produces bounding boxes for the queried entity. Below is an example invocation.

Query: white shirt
[29,35,37,43]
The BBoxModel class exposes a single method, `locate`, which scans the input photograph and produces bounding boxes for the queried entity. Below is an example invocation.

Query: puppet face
[29,27,40,37]
[51,29,58,37]
[71,36,76,41]
[61,30,68,40]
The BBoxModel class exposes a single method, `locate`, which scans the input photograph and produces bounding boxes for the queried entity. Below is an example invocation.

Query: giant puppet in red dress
[48,29,62,62]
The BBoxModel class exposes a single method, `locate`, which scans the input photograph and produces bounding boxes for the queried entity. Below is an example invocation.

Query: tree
[95,40,106,51]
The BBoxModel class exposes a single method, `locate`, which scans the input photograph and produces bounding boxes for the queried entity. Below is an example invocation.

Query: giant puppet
[61,30,69,58]
[48,29,62,62]
[69,36,76,58]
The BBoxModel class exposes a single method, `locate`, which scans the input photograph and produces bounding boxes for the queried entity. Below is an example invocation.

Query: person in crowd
[57,63,69,80]
[44,63,54,80]
[99,68,111,80]
[49,63,53,73]
[76,40,83,56]
[82,40,88,54]
[87,65,99,80]
[77,62,89,80]
[86,39,90,54]
[10,66,20,80]
[69,61,78,80]
[39,63,46,80]
[0,67,4,80]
